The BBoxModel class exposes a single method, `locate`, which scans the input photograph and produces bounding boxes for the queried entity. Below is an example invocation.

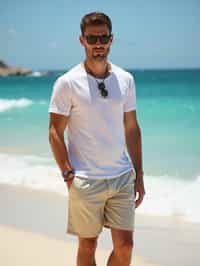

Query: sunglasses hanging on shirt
[84,62,109,98]
[96,80,108,98]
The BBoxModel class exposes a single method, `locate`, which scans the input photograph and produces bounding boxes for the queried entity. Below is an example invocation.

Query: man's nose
[96,37,101,46]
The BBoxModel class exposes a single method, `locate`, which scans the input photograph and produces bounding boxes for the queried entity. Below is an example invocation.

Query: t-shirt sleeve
[123,75,137,112]
[48,77,72,116]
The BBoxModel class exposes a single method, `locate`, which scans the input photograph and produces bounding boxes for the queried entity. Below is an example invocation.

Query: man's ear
[79,35,84,46]
[110,34,114,44]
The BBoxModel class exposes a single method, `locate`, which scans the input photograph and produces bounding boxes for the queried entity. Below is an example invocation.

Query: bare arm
[124,110,145,207]
[48,112,73,173]
[124,110,143,176]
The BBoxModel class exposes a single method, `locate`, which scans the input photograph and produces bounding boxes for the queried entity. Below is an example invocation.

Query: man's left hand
[134,173,145,208]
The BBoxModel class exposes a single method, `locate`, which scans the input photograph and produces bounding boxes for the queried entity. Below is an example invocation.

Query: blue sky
[0,0,200,70]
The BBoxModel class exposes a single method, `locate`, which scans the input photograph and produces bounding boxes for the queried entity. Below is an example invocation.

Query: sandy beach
[0,183,199,266]
[0,224,155,266]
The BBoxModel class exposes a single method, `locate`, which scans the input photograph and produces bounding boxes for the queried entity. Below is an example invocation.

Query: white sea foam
[136,174,200,224]
[0,153,66,194]
[0,98,33,112]
[0,98,47,112]
[0,153,199,224]
[29,71,43,77]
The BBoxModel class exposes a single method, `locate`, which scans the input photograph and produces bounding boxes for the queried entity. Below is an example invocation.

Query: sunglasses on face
[84,34,112,45]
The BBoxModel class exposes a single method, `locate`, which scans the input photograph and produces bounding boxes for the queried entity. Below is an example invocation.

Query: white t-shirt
[49,62,137,179]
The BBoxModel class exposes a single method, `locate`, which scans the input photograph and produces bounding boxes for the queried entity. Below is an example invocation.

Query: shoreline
[0,183,200,265]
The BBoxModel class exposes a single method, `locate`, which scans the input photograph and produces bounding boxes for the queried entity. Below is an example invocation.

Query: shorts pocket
[73,177,90,190]
[125,170,136,187]
[129,169,136,181]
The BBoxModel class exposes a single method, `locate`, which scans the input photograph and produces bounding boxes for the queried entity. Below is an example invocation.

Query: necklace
[84,62,109,98]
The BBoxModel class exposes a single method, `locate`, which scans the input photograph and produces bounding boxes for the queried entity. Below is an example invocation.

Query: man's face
[80,24,113,62]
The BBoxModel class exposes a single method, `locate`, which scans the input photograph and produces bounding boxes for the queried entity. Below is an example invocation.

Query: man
[49,12,145,266]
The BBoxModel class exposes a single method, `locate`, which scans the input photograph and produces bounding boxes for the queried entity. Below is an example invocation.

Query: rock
[0,60,8,68]
[0,60,32,76]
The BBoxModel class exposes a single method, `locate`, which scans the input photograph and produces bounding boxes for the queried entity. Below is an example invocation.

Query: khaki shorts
[66,169,136,238]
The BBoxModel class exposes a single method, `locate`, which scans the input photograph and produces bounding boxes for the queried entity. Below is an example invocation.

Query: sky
[0,0,200,70]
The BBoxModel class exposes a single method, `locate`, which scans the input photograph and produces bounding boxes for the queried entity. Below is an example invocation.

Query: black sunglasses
[84,34,112,45]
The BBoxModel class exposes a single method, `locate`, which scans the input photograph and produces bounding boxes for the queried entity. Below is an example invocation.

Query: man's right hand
[66,177,75,191]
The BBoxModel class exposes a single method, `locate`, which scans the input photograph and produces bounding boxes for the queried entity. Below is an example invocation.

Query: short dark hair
[80,12,112,35]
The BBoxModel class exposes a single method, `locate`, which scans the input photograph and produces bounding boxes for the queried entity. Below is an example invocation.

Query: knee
[79,237,97,255]
[114,240,134,257]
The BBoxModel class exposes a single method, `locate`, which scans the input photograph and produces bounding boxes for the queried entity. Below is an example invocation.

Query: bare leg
[77,236,98,266]
[107,228,134,266]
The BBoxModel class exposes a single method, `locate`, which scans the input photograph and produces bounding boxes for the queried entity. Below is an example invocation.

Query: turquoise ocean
[0,69,200,223]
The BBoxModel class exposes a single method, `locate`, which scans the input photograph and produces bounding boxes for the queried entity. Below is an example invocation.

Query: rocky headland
[0,60,32,76]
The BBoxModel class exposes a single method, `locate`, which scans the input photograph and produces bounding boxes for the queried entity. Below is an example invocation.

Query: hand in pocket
[66,178,75,191]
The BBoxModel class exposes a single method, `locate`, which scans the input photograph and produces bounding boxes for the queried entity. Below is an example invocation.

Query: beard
[86,47,110,61]
[92,53,107,61]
